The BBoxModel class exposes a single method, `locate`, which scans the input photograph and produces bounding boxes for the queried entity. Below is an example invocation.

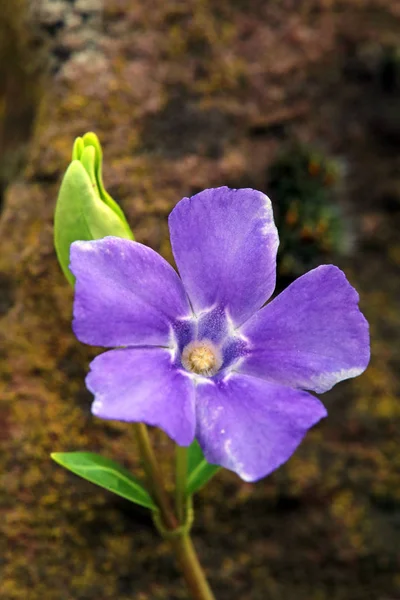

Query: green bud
[54,133,134,285]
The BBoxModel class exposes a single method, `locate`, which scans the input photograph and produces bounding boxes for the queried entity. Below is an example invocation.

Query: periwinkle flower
[70,187,370,482]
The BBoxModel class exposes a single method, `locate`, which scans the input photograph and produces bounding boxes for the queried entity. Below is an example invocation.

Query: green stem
[170,534,216,600]
[134,423,178,530]
[175,444,188,523]
[134,424,215,600]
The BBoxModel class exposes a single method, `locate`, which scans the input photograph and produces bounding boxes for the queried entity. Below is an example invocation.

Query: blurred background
[0,1,399,599]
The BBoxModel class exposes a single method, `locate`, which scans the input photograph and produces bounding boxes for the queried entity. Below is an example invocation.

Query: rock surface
[1,1,400,599]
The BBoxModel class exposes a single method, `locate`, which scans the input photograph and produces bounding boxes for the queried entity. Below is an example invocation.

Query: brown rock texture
[1,1,400,599]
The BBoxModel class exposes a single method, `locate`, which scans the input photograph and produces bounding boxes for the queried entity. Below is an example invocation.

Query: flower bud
[54,133,133,284]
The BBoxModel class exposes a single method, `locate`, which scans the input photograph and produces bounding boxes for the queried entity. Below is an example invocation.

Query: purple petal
[70,237,191,347]
[239,265,370,393]
[169,187,279,326]
[195,373,327,482]
[87,347,196,446]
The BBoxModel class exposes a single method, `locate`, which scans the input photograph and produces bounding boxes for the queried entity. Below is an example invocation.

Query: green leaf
[54,160,133,284]
[51,452,156,510]
[186,440,220,496]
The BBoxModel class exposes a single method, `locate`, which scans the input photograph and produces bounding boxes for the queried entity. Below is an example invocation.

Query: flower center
[181,340,222,377]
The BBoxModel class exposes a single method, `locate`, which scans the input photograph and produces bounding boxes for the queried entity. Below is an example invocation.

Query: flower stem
[134,423,178,530]
[175,444,188,523]
[134,424,215,600]
[170,534,216,600]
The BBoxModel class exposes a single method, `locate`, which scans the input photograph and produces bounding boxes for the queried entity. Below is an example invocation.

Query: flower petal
[239,265,370,393]
[195,373,326,482]
[169,187,279,326]
[70,237,191,347]
[87,347,196,446]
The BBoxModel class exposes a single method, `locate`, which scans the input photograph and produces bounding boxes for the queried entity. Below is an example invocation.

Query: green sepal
[54,160,133,284]
[51,451,156,510]
[186,440,220,496]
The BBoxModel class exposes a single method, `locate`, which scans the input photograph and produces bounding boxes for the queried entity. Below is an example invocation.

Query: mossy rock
[1,1,400,599]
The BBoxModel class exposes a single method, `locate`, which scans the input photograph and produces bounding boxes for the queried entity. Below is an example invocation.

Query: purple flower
[70,187,370,482]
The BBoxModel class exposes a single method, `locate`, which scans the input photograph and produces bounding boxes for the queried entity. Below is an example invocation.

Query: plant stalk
[134,423,178,530]
[170,534,216,600]
[175,444,188,523]
[134,424,215,599]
